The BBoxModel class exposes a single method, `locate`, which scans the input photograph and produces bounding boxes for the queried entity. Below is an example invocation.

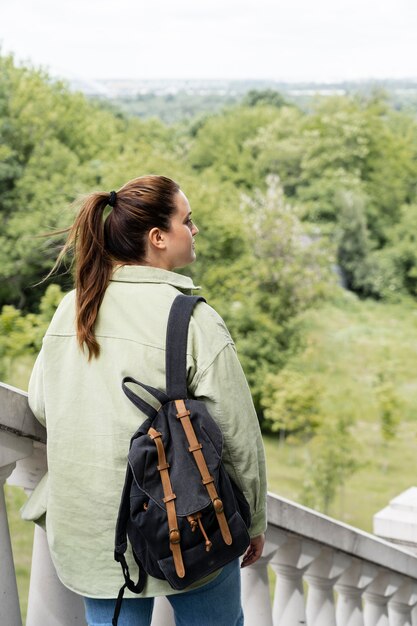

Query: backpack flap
[128,397,223,516]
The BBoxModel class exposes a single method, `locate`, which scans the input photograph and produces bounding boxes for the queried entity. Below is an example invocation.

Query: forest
[2,52,417,524]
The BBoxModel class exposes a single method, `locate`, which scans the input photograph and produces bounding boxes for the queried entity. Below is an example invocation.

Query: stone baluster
[8,443,87,626]
[373,487,417,626]
[0,430,34,626]
[270,532,322,626]
[304,546,352,626]
[1,462,23,626]
[335,558,377,626]
[387,579,417,626]
[363,569,402,626]
[151,596,175,626]
[241,533,278,626]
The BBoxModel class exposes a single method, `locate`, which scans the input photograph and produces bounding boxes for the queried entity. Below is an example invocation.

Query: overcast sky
[1,0,416,82]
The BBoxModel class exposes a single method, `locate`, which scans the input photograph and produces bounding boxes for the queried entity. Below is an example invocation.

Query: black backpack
[112,295,251,625]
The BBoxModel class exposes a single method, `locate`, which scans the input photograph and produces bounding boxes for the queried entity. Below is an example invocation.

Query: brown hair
[53,175,180,360]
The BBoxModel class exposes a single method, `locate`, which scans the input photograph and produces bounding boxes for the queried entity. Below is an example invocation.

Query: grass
[3,292,417,621]
[263,292,417,530]
[264,417,417,532]
[5,484,33,623]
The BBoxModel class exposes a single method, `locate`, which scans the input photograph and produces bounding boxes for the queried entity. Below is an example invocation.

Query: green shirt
[22,266,267,598]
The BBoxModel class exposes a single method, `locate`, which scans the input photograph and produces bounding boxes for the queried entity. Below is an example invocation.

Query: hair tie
[108,190,117,207]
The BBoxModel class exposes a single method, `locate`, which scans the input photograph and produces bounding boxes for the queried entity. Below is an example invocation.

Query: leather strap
[148,427,185,578]
[174,400,232,545]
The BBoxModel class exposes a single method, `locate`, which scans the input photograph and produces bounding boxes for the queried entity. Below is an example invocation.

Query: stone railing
[1,381,417,626]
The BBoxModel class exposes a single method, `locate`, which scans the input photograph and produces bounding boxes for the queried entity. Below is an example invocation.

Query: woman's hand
[240,533,265,568]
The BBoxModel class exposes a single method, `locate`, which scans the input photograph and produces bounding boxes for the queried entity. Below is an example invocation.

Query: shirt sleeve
[28,349,47,427]
[189,343,267,538]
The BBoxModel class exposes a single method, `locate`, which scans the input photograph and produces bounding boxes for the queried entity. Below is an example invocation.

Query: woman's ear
[147,227,167,250]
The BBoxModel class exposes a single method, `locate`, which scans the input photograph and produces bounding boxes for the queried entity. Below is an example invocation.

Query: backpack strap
[148,427,185,579]
[165,294,206,400]
[175,399,233,546]
[113,465,147,625]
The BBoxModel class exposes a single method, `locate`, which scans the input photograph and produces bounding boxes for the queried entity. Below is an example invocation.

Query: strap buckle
[169,528,181,544]
[213,497,224,513]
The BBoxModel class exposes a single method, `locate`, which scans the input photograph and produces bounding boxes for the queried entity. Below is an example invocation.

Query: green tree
[232,176,335,413]
[373,370,401,445]
[245,106,305,196]
[381,204,417,297]
[261,369,323,439]
[291,94,417,234]
[187,105,277,188]
[334,188,377,296]
[0,284,64,379]
[301,418,359,514]
[240,175,335,319]
[243,89,288,109]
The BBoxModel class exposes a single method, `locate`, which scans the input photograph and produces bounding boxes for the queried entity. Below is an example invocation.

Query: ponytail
[48,175,180,360]
[75,192,114,360]
[52,192,113,359]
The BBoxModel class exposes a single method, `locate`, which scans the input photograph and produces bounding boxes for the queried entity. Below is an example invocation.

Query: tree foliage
[242,89,288,109]
[261,369,323,438]
[301,418,360,514]
[0,284,64,380]
[1,52,417,447]
[224,176,334,414]
[373,370,401,444]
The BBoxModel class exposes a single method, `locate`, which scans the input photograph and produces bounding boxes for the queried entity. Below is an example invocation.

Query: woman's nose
[192,223,199,236]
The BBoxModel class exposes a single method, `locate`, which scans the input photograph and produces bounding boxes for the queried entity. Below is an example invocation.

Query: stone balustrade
[1,381,417,626]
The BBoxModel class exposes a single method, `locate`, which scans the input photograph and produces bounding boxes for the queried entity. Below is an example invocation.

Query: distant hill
[68,78,417,123]
[69,77,417,99]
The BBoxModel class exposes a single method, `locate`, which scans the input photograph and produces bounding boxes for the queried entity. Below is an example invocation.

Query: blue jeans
[83,559,244,626]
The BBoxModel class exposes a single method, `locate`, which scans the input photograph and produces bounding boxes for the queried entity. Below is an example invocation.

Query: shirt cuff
[249,506,267,538]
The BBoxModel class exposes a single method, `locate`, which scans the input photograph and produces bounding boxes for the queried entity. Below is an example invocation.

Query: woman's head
[105,176,198,270]
[55,174,199,359]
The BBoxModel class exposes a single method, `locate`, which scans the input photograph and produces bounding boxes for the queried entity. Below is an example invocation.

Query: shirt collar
[109,265,201,291]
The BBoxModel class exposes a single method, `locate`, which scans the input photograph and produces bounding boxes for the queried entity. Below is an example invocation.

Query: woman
[23,175,267,626]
